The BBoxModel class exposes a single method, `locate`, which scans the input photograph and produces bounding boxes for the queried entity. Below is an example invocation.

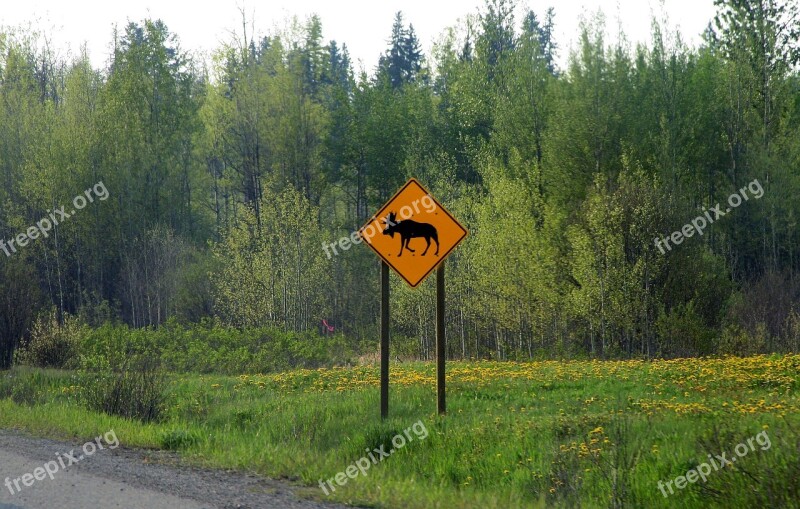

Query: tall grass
[0,357,798,508]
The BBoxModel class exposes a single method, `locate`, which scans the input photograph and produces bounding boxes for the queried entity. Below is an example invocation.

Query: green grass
[0,356,799,508]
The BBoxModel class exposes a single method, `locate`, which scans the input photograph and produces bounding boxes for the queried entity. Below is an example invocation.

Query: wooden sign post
[436,264,446,415]
[381,261,390,419]
[359,178,467,419]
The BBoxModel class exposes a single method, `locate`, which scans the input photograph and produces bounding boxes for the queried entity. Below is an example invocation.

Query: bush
[18,310,84,369]
[656,301,716,357]
[81,359,167,423]
[75,319,363,375]
[718,323,768,356]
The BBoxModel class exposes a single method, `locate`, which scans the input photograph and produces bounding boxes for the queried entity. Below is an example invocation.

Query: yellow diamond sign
[359,178,468,288]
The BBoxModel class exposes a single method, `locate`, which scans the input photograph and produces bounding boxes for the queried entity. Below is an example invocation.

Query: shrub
[718,323,768,356]
[18,310,84,369]
[81,358,167,423]
[656,301,716,357]
[74,319,364,375]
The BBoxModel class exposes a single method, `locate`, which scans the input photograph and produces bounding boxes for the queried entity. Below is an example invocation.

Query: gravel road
[0,429,350,509]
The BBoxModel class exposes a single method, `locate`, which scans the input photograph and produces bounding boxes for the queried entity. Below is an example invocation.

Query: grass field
[1,355,799,508]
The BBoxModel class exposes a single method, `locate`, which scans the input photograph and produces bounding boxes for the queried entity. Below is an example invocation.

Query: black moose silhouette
[383,212,439,257]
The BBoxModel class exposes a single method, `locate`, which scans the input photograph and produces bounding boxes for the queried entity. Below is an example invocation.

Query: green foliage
[377,12,425,89]
[1,1,800,363]
[17,310,86,369]
[0,368,75,406]
[159,428,200,450]
[211,185,332,331]
[0,257,43,369]
[74,319,361,375]
[1,358,799,508]
[0,371,41,405]
[656,301,717,357]
[718,323,768,356]
[80,359,167,423]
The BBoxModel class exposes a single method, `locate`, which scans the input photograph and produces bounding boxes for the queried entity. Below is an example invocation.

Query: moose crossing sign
[360,178,466,417]
[359,178,467,288]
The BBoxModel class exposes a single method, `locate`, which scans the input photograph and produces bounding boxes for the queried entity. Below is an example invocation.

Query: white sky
[0,0,717,73]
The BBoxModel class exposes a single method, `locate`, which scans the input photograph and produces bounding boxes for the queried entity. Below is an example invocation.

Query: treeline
[2,0,800,368]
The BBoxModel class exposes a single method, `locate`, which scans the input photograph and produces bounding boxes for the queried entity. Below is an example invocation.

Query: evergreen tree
[477,0,516,80]
[377,12,424,88]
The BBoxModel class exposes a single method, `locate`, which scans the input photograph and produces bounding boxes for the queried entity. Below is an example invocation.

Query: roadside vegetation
[1,354,798,508]
[1,0,799,506]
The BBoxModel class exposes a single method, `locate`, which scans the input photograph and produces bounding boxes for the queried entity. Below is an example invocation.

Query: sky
[1,0,718,73]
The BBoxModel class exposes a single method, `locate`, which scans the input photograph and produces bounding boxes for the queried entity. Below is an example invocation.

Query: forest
[1,0,800,369]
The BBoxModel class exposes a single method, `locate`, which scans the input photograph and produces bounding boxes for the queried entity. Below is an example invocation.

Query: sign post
[359,178,467,418]
[381,261,390,419]
[436,264,446,415]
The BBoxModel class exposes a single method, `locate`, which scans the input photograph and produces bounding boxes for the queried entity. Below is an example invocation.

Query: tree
[522,7,557,75]
[211,185,332,331]
[377,12,425,88]
[477,0,516,81]
[0,259,43,369]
